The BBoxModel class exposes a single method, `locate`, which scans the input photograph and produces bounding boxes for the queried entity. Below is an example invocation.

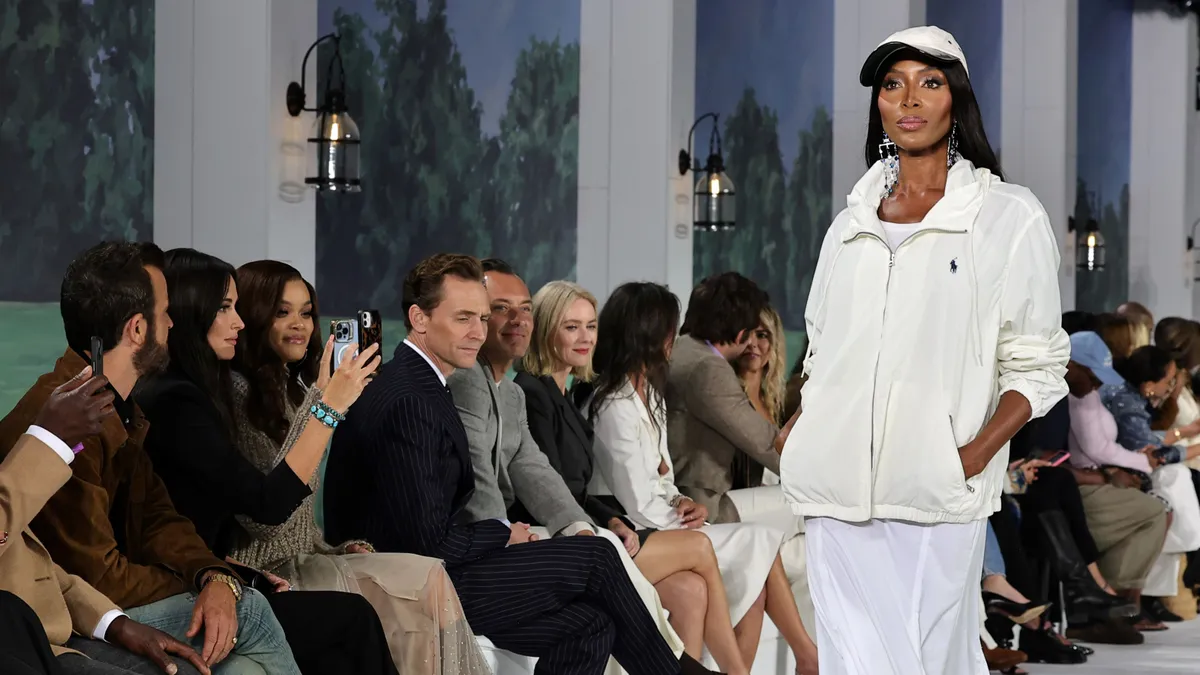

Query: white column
[1128,4,1198,320]
[1001,0,1078,310]
[577,0,696,306]
[155,0,318,280]
[831,0,927,206]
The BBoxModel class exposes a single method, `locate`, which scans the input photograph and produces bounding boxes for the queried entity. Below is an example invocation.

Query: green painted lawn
[0,302,806,416]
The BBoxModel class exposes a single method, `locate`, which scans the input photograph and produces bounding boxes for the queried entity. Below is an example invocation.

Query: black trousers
[990,500,1046,605]
[1017,465,1102,563]
[0,590,60,675]
[266,591,398,675]
[450,535,680,675]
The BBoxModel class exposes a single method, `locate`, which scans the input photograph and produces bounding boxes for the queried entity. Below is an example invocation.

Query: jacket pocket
[873,386,968,514]
[781,383,873,511]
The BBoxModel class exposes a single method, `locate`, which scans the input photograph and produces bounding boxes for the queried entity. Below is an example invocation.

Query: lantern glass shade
[693,170,735,231]
[307,109,361,192]
[1076,229,1105,272]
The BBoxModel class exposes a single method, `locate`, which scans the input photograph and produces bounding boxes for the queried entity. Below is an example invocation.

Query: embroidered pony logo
[950,259,958,274]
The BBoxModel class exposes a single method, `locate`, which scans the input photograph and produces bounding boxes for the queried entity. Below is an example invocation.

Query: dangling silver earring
[880,131,899,197]
[947,122,960,169]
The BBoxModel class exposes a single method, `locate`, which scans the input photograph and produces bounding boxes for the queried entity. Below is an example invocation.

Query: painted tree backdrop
[314,0,580,317]
[692,0,835,331]
[0,0,154,414]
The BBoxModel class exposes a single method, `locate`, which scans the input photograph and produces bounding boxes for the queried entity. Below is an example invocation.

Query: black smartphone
[90,336,104,377]
[225,561,275,593]
[330,309,383,375]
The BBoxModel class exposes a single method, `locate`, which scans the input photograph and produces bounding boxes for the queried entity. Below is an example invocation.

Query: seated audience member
[0,242,299,674]
[1006,365,1137,623]
[514,279,775,674]
[1061,310,1097,336]
[1116,301,1155,347]
[581,281,819,674]
[732,306,787,487]
[1095,313,1142,361]
[136,250,446,674]
[1154,317,1200,597]
[1,368,209,675]
[447,259,690,662]
[665,273,799,523]
[985,493,1089,665]
[1100,343,1200,621]
[322,254,718,675]
[1059,333,1172,639]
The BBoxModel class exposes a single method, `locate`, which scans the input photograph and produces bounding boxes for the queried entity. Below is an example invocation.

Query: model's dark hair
[481,258,517,276]
[1114,345,1174,388]
[162,248,239,437]
[402,254,485,330]
[61,241,166,356]
[864,53,1003,180]
[233,260,322,445]
[587,282,680,434]
[679,272,768,344]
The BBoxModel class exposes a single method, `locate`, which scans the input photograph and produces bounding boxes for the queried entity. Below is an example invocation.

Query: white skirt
[698,521,786,624]
[806,517,989,675]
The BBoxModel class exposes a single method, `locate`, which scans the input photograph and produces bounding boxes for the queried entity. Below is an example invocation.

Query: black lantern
[286,33,361,192]
[1068,215,1105,273]
[679,113,735,231]
[1187,217,1200,282]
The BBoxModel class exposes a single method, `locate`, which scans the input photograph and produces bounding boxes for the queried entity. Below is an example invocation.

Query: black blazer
[136,369,311,558]
[514,372,627,528]
[323,344,510,569]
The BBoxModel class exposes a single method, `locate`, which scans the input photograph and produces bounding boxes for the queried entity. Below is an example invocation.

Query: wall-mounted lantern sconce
[678,113,735,231]
[1187,217,1200,281]
[1068,192,1105,272]
[286,33,361,192]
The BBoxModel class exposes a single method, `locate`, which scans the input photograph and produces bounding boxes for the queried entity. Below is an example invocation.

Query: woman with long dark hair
[226,260,492,675]
[583,282,819,674]
[779,27,1071,673]
[137,249,398,675]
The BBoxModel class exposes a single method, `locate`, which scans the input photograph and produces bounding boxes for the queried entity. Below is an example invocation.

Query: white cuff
[557,521,595,537]
[25,426,76,465]
[93,609,126,642]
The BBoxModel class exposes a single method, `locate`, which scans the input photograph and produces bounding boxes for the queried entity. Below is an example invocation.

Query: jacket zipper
[847,227,966,490]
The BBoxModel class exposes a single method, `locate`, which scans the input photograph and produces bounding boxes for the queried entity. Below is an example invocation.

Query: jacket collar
[53,348,144,453]
[842,159,993,243]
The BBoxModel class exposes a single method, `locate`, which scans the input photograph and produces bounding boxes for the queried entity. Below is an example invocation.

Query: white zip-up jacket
[780,160,1070,524]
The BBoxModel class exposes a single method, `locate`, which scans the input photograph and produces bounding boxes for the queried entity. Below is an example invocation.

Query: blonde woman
[515,280,788,675]
[735,308,788,486]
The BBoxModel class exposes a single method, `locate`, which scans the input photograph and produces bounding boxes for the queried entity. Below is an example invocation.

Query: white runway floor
[1026,619,1200,674]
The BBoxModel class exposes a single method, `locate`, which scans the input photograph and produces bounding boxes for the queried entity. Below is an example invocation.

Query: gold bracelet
[204,573,243,603]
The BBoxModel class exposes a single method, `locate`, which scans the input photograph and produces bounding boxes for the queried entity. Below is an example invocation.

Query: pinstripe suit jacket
[323,344,511,569]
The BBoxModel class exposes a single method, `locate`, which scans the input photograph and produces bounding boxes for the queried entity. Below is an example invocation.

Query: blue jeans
[125,589,300,675]
[982,520,1006,578]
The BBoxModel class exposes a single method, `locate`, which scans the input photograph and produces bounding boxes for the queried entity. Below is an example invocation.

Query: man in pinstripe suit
[324,254,716,675]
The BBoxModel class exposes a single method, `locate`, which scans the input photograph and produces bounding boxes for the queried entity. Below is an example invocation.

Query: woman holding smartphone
[138,251,491,675]
[779,26,1070,674]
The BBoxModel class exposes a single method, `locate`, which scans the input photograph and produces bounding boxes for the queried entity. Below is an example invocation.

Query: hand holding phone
[1046,450,1071,467]
[90,336,104,377]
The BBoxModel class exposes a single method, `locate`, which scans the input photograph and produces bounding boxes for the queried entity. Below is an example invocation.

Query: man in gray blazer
[447,259,615,536]
[666,272,798,524]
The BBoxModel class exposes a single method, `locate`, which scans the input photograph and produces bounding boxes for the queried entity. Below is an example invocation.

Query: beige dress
[226,373,491,675]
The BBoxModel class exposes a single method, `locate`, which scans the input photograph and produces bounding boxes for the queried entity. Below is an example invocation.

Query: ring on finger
[231,636,238,646]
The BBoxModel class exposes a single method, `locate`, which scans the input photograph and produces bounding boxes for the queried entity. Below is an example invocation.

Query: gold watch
[204,573,243,602]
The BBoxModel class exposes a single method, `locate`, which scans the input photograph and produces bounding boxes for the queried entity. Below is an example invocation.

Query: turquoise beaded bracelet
[310,401,345,429]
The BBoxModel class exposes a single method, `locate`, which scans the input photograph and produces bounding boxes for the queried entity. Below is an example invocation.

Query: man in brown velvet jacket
[1,365,211,675]
[0,242,298,673]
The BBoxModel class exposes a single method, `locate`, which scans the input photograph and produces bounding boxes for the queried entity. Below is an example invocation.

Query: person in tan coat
[665,273,800,523]
[0,366,209,675]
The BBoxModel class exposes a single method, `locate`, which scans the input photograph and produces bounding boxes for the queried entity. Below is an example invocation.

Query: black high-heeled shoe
[1016,625,1087,665]
[983,591,1049,624]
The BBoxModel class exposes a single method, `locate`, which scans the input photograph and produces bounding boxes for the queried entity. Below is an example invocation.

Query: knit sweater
[226,372,363,578]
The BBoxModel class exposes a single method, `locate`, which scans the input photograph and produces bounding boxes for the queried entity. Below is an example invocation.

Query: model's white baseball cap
[858,25,969,86]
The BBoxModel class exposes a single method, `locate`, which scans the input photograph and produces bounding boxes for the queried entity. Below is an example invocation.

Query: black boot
[1016,625,1087,665]
[1037,510,1138,621]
